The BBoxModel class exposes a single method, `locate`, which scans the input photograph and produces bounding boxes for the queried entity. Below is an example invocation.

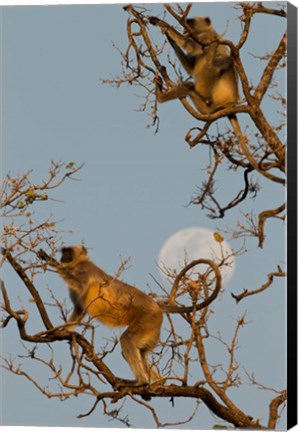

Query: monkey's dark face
[60,245,87,264]
[61,247,75,263]
[186,17,211,32]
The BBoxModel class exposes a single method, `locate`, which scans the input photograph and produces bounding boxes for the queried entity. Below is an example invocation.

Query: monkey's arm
[149,16,188,45]
[210,52,234,76]
[150,16,202,61]
[149,16,198,77]
[66,290,86,331]
[38,250,86,331]
[166,35,195,75]
[38,249,84,293]
[38,249,61,269]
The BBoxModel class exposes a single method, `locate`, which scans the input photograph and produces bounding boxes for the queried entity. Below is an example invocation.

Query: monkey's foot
[114,378,153,401]
[113,378,149,390]
[149,376,167,386]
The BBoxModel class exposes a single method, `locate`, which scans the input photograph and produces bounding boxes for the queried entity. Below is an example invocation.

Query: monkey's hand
[148,16,163,27]
[38,249,61,270]
[148,16,171,34]
[38,249,51,262]
[196,31,217,47]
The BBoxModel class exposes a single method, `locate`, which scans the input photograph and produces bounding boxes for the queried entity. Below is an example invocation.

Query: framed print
[1,1,296,430]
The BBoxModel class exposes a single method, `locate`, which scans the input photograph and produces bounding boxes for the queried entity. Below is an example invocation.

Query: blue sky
[1,2,287,429]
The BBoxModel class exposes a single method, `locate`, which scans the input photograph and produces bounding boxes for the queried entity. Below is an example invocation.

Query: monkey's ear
[81,245,88,255]
[205,17,211,25]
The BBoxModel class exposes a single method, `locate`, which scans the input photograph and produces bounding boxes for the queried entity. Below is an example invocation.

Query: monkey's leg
[156,77,212,113]
[140,349,163,384]
[65,307,86,331]
[156,80,194,103]
[120,332,150,385]
[118,311,163,386]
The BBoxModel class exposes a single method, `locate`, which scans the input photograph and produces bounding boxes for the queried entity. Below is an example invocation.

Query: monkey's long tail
[158,258,222,314]
[228,114,285,185]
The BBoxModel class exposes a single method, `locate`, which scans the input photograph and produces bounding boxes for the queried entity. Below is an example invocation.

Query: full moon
[158,227,235,284]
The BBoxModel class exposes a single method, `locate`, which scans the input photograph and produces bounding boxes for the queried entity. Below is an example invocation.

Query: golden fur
[53,245,163,386]
[150,16,239,114]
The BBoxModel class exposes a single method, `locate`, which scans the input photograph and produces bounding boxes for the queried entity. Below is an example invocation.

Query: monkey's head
[60,245,88,265]
[186,17,212,33]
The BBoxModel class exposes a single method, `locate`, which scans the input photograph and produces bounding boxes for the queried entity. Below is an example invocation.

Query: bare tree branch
[231,266,286,303]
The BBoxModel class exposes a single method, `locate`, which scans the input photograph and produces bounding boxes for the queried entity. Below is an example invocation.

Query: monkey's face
[186,17,211,33]
[60,245,88,264]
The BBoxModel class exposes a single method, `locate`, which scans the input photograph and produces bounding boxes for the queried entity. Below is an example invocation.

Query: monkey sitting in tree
[39,245,163,387]
[39,245,222,388]
[149,15,283,183]
[149,15,246,163]
[149,16,239,114]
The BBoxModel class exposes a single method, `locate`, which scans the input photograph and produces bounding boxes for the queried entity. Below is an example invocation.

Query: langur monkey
[149,16,248,168]
[39,245,221,387]
[39,245,163,387]
[149,16,238,114]
[149,16,281,182]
